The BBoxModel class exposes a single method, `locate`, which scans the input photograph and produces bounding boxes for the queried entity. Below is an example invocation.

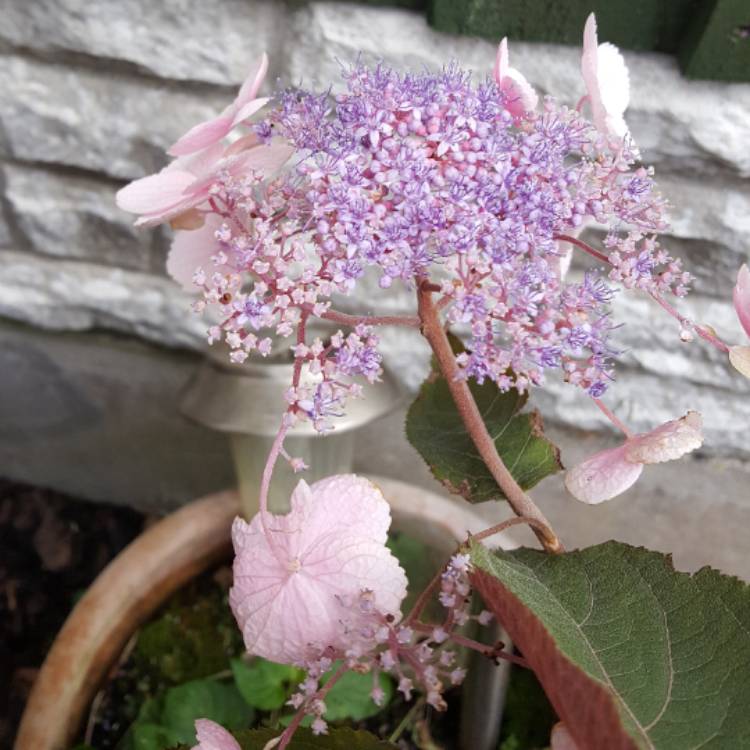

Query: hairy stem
[416,284,563,554]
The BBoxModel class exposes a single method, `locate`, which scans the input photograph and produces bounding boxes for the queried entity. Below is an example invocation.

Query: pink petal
[293,475,394,547]
[168,114,234,157]
[224,133,262,157]
[173,141,228,178]
[564,444,643,504]
[581,14,630,140]
[236,53,269,108]
[733,264,750,339]
[234,140,296,176]
[494,38,538,119]
[230,475,407,664]
[230,97,270,128]
[493,38,510,84]
[167,214,225,290]
[192,719,241,750]
[550,723,580,750]
[625,411,703,464]
[115,169,196,217]
[729,345,750,379]
[596,43,630,131]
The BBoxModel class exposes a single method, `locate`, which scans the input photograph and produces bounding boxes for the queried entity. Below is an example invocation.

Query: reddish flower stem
[277,662,349,750]
[554,233,609,264]
[416,284,563,554]
[593,398,633,438]
[411,623,530,668]
[650,293,730,353]
[320,308,421,328]
[470,515,555,544]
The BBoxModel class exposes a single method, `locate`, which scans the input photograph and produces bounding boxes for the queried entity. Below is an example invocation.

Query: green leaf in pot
[471,540,750,749]
[231,657,305,711]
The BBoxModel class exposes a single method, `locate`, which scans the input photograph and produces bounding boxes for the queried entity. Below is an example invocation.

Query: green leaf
[406,337,561,503]
[323,665,393,721]
[235,727,397,749]
[173,727,397,750]
[471,540,750,749]
[129,722,181,750]
[232,657,305,711]
[386,531,445,619]
[161,679,251,744]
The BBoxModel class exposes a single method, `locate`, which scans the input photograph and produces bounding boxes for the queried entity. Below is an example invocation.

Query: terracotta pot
[15,477,511,750]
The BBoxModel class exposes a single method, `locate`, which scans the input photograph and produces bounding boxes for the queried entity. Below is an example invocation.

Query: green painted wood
[679,0,750,81]
[428,0,702,52]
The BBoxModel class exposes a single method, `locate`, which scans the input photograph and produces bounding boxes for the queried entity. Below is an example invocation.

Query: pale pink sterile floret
[565,411,703,504]
[493,38,538,120]
[230,475,408,665]
[116,139,294,228]
[167,214,228,290]
[550,723,580,750]
[581,14,631,141]
[169,54,270,156]
[625,411,703,464]
[733,264,750,340]
[191,719,241,750]
[564,444,643,505]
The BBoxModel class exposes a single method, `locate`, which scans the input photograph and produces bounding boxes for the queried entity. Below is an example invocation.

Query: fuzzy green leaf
[471,540,750,749]
[161,679,251,744]
[232,657,305,711]
[406,351,561,503]
[323,665,393,721]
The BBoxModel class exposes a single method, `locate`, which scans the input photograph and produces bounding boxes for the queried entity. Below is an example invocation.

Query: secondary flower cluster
[230,475,492,744]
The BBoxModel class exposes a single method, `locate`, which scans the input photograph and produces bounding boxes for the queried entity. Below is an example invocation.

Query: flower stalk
[416,283,563,554]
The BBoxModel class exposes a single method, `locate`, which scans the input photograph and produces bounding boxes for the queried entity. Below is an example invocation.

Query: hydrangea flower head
[117,20,689,412]
[230,475,407,664]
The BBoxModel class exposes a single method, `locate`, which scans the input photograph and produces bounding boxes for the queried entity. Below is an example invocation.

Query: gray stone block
[2,163,164,271]
[0,0,285,87]
[0,248,206,349]
[0,318,234,511]
[0,54,226,180]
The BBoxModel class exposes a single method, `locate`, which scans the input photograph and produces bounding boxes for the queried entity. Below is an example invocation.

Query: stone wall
[1,2,750,525]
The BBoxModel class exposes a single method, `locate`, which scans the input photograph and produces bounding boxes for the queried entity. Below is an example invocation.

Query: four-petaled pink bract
[230,475,408,665]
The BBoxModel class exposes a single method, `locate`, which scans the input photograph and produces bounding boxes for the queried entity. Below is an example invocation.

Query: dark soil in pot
[1,480,145,748]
